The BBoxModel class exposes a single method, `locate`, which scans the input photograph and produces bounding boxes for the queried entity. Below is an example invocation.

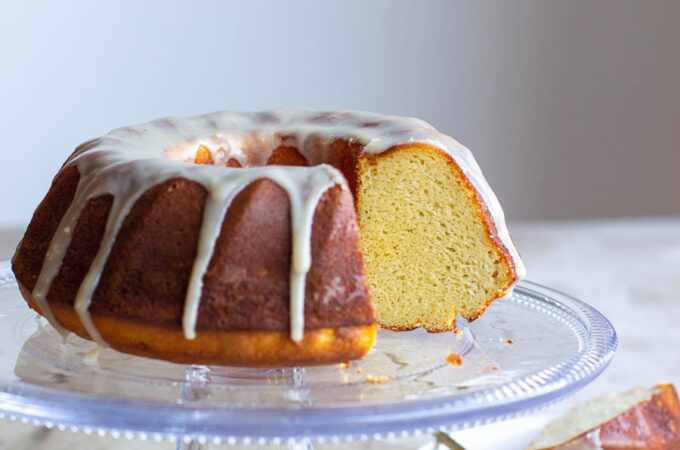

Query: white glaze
[32,108,525,345]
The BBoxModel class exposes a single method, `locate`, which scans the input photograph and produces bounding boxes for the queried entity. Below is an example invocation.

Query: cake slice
[527,383,680,449]
[358,144,523,331]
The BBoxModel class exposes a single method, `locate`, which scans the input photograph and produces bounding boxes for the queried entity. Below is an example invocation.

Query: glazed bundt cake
[11,109,525,367]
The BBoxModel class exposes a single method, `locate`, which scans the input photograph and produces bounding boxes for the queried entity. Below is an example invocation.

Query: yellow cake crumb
[446,353,464,366]
[492,365,500,370]
[339,361,350,369]
[504,338,514,344]
[366,375,391,384]
[356,368,363,374]
[454,329,463,336]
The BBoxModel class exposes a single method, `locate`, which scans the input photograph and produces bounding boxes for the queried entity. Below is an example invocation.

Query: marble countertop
[0,218,677,449]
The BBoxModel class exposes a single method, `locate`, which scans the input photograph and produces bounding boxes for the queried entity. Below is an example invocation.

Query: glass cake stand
[0,260,616,447]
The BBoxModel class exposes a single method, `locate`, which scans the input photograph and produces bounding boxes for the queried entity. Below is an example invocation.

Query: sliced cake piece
[357,144,523,331]
[527,383,680,449]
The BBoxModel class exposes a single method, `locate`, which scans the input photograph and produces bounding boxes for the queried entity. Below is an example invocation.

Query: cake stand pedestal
[0,261,616,447]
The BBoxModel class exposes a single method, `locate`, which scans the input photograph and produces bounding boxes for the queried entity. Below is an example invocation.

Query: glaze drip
[32,109,526,345]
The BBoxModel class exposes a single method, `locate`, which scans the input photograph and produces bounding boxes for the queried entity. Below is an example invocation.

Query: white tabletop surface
[0,218,678,449]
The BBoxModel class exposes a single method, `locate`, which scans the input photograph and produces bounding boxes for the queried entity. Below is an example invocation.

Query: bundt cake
[11,109,525,367]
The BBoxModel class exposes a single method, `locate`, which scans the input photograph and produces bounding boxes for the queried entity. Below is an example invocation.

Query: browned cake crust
[13,162,374,331]
[18,282,376,367]
[12,145,376,365]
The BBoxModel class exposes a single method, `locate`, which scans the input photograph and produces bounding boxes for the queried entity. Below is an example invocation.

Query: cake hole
[164,133,312,168]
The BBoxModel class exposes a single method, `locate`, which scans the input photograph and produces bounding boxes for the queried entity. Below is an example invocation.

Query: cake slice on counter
[527,383,680,449]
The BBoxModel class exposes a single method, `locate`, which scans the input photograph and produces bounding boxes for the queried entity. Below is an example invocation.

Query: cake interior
[357,145,514,331]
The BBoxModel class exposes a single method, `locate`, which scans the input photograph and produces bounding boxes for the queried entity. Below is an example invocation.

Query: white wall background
[1,0,679,226]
